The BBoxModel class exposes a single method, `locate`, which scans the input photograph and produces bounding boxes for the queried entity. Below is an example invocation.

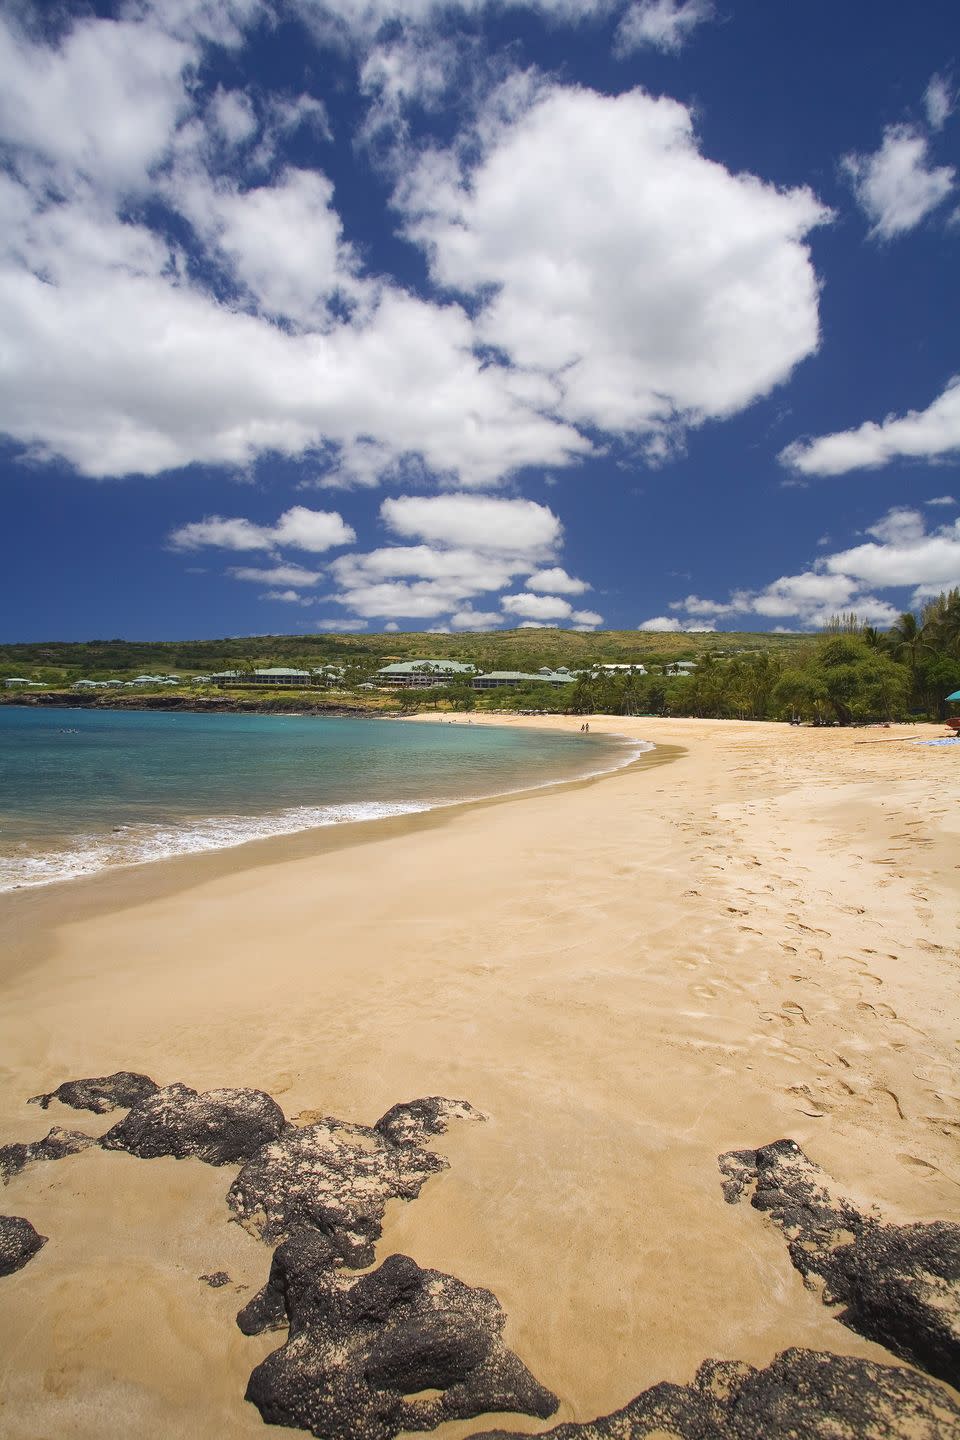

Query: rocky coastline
[0,691,392,717]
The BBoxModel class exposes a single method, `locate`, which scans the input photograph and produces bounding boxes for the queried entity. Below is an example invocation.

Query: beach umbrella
[947,690,960,702]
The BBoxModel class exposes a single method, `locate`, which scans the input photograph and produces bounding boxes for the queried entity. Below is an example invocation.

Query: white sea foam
[0,734,653,892]
[0,801,430,892]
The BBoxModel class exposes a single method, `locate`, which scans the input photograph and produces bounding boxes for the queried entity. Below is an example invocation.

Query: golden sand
[0,715,957,1437]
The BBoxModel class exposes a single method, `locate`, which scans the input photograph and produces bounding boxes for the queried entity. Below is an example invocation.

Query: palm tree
[923,589,960,658]
[886,612,928,688]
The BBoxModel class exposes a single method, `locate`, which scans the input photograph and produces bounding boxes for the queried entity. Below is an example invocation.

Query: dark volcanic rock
[101,1083,285,1166]
[719,1138,960,1389]
[0,1126,99,1184]
[468,1348,960,1439]
[200,1271,232,1288]
[238,1229,351,1335]
[29,1071,159,1114]
[228,1097,483,1263]
[0,1215,47,1276]
[243,1243,557,1440]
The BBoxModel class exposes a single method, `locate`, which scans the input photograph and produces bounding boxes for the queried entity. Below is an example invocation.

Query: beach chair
[945,717,960,735]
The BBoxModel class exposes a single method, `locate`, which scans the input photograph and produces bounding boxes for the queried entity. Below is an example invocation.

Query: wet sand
[0,715,957,1437]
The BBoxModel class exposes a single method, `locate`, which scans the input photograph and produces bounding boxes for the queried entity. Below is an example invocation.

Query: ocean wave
[0,800,430,892]
[0,733,653,892]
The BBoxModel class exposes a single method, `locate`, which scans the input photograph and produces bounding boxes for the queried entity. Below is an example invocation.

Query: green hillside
[0,627,808,684]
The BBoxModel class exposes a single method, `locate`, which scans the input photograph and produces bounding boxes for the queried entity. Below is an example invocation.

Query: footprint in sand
[875,1087,906,1120]
[924,1115,960,1136]
[896,1154,942,1179]
[780,1001,810,1026]
[786,1083,828,1117]
[691,983,718,1000]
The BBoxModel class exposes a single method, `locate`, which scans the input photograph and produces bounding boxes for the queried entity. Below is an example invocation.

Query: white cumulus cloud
[661,505,960,629]
[326,493,589,624]
[401,83,828,452]
[780,374,960,476]
[271,506,357,551]
[381,493,562,555]
[842,124,955,240]
[824,512,960,594]
[525,566,589,594]
[170,506,355,552]
[231,564,324,586]
[925,74,953,132]
[448,607,504,629]
[314,617,369,631]
[0,9,588,487]
[637,615,714,631]
[501,592,574,620]
[615,0,713,55]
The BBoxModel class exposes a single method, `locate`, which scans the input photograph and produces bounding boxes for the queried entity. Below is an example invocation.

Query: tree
[922,589,960,659]
[774,666,829,724]
[569,676,597,714]
[806,636,908,724]
[886,611,928,683]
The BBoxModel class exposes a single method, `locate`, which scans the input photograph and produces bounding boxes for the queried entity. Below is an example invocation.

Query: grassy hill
[0,627,810,684]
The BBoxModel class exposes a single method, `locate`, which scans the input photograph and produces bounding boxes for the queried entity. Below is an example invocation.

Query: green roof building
[376,661,477,688]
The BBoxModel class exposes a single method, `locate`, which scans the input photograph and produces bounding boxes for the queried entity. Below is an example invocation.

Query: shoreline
[0,724,674,976]
[0,716,957,1437]
[0,713,654,900]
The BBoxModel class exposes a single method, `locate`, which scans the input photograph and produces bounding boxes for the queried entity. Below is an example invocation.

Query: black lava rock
[29,1071,159,1114]
[822,1219,960,1391]
[101,1083,286,1166]
[243,1244,558,1440]
[238,1228,351,1336]
[228,1097,483,1263]
[719,1138,960,1389]
[469,1347,960,1439]
[0,1126,99,1184]
[0,1215,47,1276]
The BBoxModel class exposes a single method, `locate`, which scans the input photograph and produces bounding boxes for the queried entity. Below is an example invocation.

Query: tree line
[560,594,960,724]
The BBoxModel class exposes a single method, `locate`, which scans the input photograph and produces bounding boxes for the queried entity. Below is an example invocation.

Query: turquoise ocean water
[0,707,645,890]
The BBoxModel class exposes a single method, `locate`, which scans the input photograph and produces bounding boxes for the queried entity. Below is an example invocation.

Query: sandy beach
[0,714,958,1438]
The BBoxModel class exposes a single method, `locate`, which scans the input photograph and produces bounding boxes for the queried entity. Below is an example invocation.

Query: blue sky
[1,0,958,641]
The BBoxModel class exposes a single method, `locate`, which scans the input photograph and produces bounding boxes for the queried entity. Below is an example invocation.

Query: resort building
[4,677,33,687]
[211,667,313,687]
[596,663,647,675]
[472,670,576,690]
[375,661,477,689]
[664,661,697,676]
